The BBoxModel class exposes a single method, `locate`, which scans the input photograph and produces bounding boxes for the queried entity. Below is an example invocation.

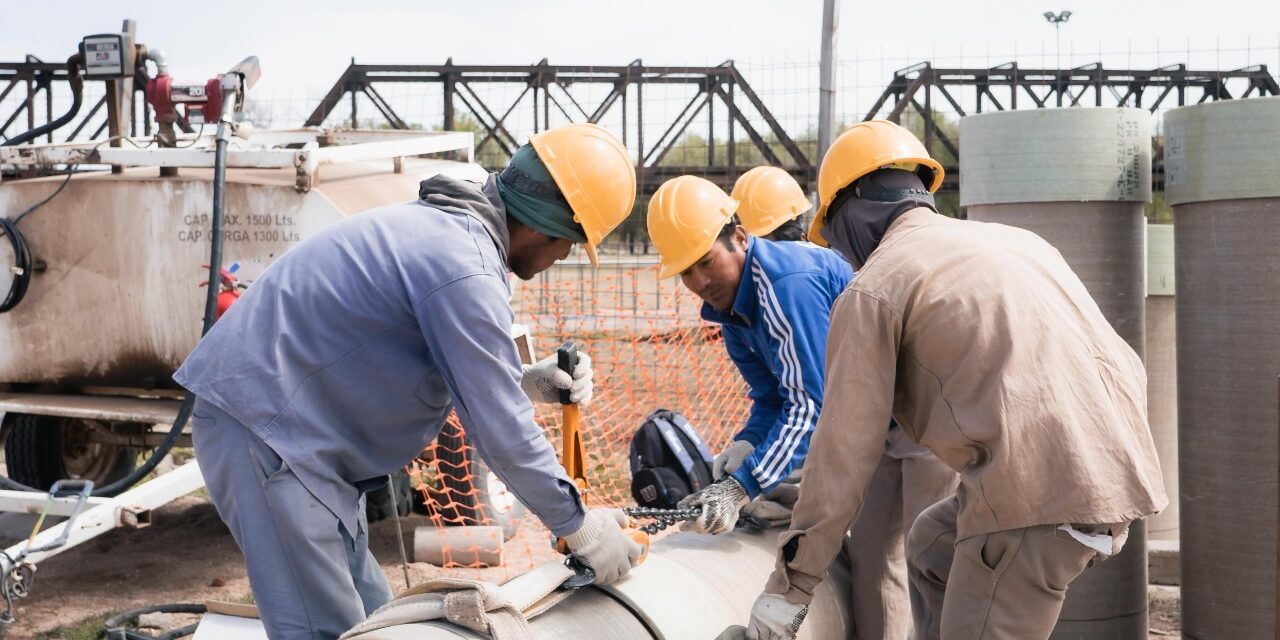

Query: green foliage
[655,126,819,172]
[36,614,112,640]
[1147,191,1174,224]
[355,118,424,131]
[608,196,654,254]
[434,113,512,169]
[350,113,507,167]
[1147,136,1174,223]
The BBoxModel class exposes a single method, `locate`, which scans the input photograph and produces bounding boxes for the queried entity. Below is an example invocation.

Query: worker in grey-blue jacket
[175,123,640,640]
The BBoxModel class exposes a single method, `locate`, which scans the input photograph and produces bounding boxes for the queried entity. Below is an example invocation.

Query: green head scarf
[496,144,586,243]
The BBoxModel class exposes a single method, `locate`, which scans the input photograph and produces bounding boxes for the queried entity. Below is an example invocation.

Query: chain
[0,556,34,629]
[622,506,702,534]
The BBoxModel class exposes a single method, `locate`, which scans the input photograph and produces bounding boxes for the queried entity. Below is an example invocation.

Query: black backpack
[629,409,714,508]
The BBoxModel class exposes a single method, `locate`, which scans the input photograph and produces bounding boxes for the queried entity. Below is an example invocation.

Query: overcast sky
[4,1,1278,133]
[6,1,1277,91]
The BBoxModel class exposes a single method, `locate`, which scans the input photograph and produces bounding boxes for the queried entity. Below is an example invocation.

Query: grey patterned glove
[677,477,750,534]
[746,592,808,640]
[713,440,755,480]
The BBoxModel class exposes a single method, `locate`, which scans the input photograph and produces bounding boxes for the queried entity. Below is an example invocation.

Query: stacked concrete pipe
[1144,223,1179,546]
[1164,95,1280,640]
[960,106,1153,639]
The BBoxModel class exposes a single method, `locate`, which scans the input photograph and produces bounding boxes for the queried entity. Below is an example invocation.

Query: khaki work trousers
[905,495,1120,640]
[842,431,959,640]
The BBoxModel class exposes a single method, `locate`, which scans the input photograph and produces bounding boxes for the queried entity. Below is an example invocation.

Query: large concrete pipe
[344,527,852,639]
[1145,224,1178,543]
[1165,95,1280,640]
[960,107,1153,640]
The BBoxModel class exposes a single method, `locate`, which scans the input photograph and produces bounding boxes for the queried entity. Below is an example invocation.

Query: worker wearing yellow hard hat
[521,122,638,266]
[177,122,642,639]
[806,119,944,256]
[740,120,1165,640]
[648,172,957,640]
[730,166,813,242]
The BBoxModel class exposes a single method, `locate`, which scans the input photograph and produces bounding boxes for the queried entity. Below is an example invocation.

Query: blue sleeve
[731,273,830,498]
[723,326,783,448]
[414,274,585,538]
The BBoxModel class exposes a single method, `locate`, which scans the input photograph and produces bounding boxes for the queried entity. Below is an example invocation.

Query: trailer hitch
[0,479,94,637]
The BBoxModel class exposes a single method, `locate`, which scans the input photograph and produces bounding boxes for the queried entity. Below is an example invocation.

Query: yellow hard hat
[647,175,740,279]
[730,166,812,237]
[808,120,944,247]
[529,123,637,265]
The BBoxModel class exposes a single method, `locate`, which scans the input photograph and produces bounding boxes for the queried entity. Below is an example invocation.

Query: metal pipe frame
[0,58,156,147]
[0,128,475,192]
[302,59,813,194]
[868,61,1280,193]
[0,461,205,572]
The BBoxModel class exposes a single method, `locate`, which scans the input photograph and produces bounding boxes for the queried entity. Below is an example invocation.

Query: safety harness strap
[339,561,575,640]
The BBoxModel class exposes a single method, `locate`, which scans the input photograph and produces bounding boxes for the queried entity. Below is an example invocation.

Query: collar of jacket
[700,236,761,328]
[860,207,939,269]
[417,173,511,265]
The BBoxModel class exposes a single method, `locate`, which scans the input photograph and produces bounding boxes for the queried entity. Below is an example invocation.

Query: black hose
[0,166,76,314]
[0,218,31,313]
[202,136,228,330]
[0,321,194,498]
[0,133,230,497]
[3,57,83,147]
[99,603,207,640]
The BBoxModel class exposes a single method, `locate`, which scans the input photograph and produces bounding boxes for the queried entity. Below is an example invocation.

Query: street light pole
[1055,23,1061,71]
[1043,10,1073,106]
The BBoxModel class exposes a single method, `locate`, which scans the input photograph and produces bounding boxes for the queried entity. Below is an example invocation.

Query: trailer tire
[431,427,525,540]
[2,413,138,490]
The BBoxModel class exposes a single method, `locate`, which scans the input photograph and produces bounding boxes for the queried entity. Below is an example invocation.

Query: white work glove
[563,508,644,585]
[677,477,750,534]
[746,592,809,640]
[520,351,594,406]
[713,440,755,480]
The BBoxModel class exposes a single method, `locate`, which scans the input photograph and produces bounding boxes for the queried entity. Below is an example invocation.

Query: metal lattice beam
[303,60,814,195]
[868,61,1280,193]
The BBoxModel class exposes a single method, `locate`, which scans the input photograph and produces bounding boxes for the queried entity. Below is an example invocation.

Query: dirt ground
[5,493,561,639]
[9,494,1181,639]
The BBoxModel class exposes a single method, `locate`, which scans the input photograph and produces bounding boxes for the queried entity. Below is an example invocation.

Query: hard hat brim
[656,232,716,279]
[807,203,831,247]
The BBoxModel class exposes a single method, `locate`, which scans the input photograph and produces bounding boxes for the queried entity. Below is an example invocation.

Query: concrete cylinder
[1165,96,1280,640]
[960,107,1152,639]
[1144,224,1178,542]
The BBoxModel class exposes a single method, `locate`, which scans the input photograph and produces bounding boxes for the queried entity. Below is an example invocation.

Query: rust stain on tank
[0,160,482,390]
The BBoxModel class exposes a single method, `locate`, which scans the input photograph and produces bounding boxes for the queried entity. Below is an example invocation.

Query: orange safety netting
[406,259,751,577]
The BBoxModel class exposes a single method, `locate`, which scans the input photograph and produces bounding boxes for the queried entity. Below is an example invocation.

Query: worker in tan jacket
[740,120,1167,640]
[649,175,958,639]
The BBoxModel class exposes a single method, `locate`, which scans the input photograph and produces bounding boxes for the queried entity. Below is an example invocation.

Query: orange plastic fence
[406,260,751,577]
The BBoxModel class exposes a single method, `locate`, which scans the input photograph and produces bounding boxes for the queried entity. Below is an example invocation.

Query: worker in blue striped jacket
[647,174,958,640]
